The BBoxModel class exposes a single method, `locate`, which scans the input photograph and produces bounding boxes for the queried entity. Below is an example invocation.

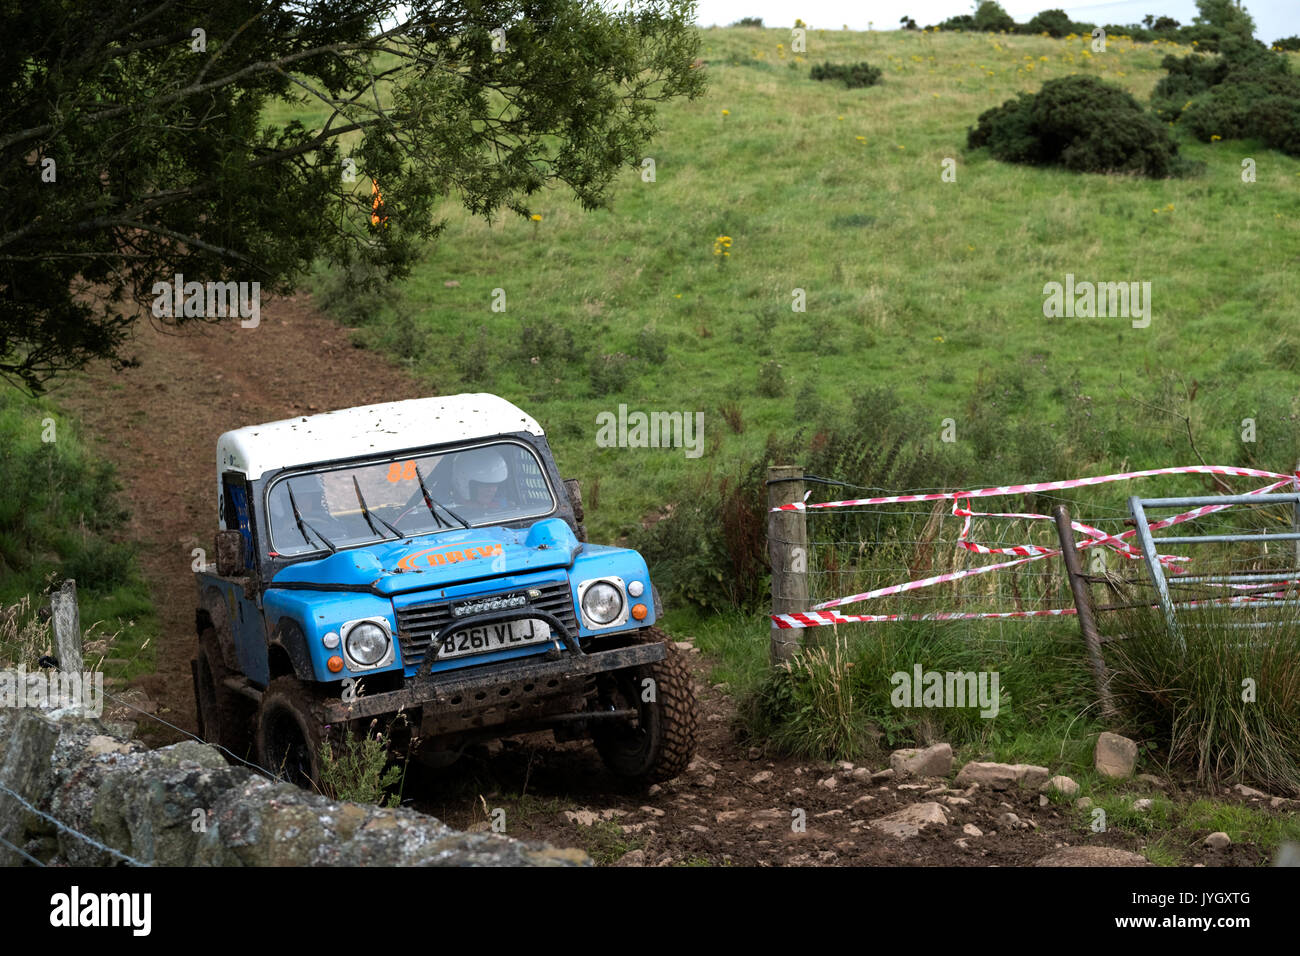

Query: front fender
[263,588,400,682]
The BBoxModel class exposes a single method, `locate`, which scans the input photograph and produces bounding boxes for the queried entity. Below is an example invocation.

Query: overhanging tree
[0,0,704,391]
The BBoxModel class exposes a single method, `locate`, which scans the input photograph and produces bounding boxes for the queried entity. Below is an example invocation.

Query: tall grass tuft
[1108,600,1300,796]
[748,633,870,761]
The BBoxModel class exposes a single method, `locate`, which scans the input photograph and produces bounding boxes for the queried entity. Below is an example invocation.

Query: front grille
[395,581,578,667]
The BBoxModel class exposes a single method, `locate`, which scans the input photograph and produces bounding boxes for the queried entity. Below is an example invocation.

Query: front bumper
[319,640,665,725]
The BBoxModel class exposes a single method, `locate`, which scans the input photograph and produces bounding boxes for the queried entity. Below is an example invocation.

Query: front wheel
[256,677,329,790]
[592,638,698,785]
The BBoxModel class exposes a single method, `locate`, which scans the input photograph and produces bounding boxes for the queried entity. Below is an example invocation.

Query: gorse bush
[1151,38,1300,157]
[809,61,882,89]
[1150,52,1235,121]
[936,1,1019,33]
[967,75,1187,178]
[1183,72,1300,156]
[1022,9,1093,37]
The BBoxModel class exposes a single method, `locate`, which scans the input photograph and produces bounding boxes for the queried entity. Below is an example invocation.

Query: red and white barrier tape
[768,465,1300,625]
[770,465,1294,512]
[772,589,1297,629]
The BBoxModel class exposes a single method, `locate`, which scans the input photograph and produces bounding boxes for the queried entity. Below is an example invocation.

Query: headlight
[581,582,624,626]
[344,621,390,666]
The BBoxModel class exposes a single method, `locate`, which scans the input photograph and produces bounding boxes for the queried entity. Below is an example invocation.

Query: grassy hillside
[307,26,1300,543]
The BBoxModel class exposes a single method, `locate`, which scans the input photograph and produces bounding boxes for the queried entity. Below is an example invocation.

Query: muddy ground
[55,297,1292,866]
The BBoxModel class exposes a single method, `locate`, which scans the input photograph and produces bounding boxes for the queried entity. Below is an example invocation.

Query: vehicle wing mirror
[563,478,586,543]
[214,530,245,577]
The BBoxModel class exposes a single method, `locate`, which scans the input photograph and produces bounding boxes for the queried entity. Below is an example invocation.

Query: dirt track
[53,298,1285,866]
[56,295,423,736]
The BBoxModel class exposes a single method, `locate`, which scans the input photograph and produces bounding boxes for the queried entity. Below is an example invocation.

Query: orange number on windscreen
[387,460,417,482]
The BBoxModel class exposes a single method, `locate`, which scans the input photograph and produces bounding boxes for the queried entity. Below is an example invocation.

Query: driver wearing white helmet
[450,447,512,515]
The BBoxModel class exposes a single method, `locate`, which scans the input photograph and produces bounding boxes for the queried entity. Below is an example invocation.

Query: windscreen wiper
[414,463,470,529]
[352,476,405,540]
[286,482,337,553]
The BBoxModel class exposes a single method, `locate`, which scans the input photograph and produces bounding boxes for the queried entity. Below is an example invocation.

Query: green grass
[0,387,157,677]
[305,27,1300,545]
[1070,792,1300,863]
[1181,798,1300,847]
[580,819,645,866]
[287,28,1300,779]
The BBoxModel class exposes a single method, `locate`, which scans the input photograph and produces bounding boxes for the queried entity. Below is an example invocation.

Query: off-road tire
[194,627,256,762]
[255,676,329,791]
[592,635,698,785]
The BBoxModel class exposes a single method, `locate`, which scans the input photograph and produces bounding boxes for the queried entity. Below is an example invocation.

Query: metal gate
[1128,493,1300,649]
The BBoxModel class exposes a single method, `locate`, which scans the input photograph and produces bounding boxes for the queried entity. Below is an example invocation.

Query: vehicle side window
[516,450,552,511]
[222,476,254,569]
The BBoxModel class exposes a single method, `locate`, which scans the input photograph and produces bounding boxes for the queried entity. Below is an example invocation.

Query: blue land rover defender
[192,394,697,788]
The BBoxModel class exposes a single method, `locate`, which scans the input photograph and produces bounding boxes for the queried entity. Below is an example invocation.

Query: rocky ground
[408,653,1294,867]
[55,295,1299,867]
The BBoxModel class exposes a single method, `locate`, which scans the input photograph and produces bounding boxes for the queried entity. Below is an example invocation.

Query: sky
[688,1,1300,43]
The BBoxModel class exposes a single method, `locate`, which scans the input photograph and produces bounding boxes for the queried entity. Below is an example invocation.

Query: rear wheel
[592,635,698,785]
[194,627,256,761]
[256,677,329,790]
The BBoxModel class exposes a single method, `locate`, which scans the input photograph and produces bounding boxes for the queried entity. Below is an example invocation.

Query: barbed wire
[0,832,47,867]
[0,781,147,867]
[100,688,281,781]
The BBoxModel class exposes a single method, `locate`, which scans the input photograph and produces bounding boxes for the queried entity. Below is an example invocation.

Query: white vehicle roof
[217,393,544,482]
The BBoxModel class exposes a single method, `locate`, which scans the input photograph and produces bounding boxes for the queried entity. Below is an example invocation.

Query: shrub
[61,537,137,592]
[968,75,1186,177]
[319,718,404,806]
[1175,61,1300,157]
[730,17,763,28]
[809,61,882,89]
[518,323,575,366]
[757,359,786,397]
[1275,36,1300,52]
[630,452,770,613]
[899,16,918,31]
[636,327,669,366]
[589,351,632,397]
[1151,53,1232,120]
[973,1,1016,33]
[1021,9,1092,38]
[935,14,975,31]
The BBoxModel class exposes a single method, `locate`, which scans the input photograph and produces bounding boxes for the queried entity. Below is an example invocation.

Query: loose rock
[870,802,950,840]
[889,743,953,779]
[1095,732,1138,779]
[1043,775,1080,798]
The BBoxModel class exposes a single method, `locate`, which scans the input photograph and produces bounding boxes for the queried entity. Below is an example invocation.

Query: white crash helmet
[452,447,508,500]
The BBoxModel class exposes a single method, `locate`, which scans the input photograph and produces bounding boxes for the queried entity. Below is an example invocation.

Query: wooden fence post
[768,464,809,663]
[50,579,84,677]
[1052,506,1116,718]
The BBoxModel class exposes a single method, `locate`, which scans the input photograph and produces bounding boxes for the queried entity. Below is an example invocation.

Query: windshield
[265,441,556,557]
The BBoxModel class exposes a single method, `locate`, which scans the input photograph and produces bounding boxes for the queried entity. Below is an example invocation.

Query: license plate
[435,618,553,660]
